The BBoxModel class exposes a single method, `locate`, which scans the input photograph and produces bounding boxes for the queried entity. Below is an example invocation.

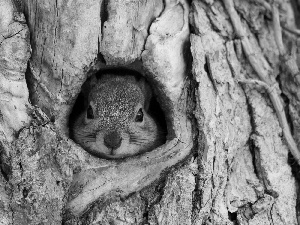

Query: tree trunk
[0,0,299,224]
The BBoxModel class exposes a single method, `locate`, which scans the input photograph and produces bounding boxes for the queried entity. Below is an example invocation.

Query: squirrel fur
[73,73,164,159]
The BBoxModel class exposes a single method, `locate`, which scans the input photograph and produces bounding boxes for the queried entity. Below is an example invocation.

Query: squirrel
[72,72,165,159]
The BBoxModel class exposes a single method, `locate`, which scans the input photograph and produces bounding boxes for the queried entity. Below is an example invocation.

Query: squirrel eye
[87,105,94,119]
[135,108,143,122]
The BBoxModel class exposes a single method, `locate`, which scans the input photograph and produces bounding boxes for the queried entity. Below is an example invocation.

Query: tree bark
[0,0,299,224]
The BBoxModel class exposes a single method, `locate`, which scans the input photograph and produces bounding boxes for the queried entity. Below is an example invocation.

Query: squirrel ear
[137,77,152,111]
[82,75,97,96]
[89,75,98,88]
[81,75,98,108]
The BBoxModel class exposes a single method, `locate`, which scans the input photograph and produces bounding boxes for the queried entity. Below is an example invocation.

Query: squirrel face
[73,74,164,159]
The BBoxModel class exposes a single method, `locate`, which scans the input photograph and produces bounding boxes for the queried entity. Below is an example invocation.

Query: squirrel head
[73,74,163,159]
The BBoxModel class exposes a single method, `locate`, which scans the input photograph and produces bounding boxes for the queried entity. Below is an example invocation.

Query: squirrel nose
[103,131,122,149]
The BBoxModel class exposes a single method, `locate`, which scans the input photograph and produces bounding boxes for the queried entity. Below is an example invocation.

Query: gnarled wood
[0,0,299,224]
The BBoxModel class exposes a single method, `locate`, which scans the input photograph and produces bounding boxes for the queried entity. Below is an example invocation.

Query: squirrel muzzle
[103,131,122,151]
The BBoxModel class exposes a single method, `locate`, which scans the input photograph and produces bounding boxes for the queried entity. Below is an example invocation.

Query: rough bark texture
[0,0,300,224]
